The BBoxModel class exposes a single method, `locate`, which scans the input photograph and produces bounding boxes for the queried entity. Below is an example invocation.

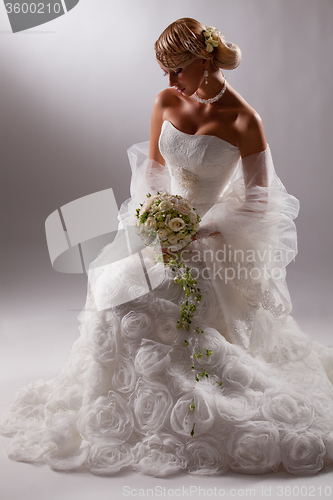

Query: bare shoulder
[154,88,181,109]
[223,85,267,157]
[150,88,181,133]
[149,89,181,163]
[235,103,267,158]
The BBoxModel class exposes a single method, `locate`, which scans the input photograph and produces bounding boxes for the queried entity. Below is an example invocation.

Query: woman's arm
[149,93,166,165]
[238,110,268,191]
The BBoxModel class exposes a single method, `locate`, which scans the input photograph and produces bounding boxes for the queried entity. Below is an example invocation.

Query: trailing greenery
[155,250,223,435]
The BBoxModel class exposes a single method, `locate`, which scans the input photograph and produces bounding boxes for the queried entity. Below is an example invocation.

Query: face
[157,57,208,97]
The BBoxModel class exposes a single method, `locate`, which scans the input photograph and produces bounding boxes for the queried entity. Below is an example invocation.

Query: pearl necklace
[193,79,226,104]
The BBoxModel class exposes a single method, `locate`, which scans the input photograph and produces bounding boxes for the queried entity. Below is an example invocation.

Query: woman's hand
[192,229,220,241]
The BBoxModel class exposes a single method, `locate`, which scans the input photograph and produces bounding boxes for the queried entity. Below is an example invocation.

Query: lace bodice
[159,120,241,217]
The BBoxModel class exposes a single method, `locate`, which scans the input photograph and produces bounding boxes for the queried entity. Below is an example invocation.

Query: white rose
[157,229,167,240]
[86,361,113,398]
[145,217,156,230]
[86,442,133,475]
[280,430,326,474]
[216,390,261,423]
[126,283,150,302]
[112,355,137,394]
[193,280,220,323]
[140,199,153,214]
[170,390,216,437]
[195,327,229,369]
[168,217,186,232]
[134,339,171,378]
[133,434,185,477]
[151,205,160,214]
[170,244,182,252]
[177,204,190,215]
[167,363,194,396]
[260,391,314,431]
[186,435,229,475]
[136,448,172,476]
[159,200,172,211]
[89,311,120,364]
[78,391,134,444]
[222,356,254,390]
[121,311,152,343]
[228,420,281,474]
[130,378,173,434]
[168,234,178,245]
[206,43,214,52]
[156,312,180,344]
[194,222,200,231]
[153,272,184,303]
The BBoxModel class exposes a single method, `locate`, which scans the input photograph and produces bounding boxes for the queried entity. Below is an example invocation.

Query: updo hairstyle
[154,17,241,70]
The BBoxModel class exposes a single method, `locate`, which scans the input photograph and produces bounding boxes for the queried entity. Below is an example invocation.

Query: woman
[1,17,333,477]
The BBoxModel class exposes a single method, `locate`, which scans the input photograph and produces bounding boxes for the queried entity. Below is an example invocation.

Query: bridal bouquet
[135,192,200,252]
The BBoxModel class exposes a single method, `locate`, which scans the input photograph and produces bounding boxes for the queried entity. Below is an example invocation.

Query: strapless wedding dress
[1,120,333,476]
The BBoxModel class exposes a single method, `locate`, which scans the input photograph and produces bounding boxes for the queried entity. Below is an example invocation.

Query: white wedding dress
[1,120,333,476]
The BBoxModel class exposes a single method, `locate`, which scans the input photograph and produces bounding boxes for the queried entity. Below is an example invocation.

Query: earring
[203,69,208,84]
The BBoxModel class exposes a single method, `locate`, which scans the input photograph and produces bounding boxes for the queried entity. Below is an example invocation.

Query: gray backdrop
[1,0,332,335]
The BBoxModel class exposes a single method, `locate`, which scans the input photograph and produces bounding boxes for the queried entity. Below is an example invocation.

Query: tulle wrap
[1,137,333,477]
[112,141,304,360]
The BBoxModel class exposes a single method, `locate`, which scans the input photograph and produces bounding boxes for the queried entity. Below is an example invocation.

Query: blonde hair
[154,18,241,70]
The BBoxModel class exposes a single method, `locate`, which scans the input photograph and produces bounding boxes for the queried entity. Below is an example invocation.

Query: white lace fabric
[1,120,333,477]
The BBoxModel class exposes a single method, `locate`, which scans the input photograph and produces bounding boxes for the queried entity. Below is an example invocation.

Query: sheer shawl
[88,140,315,364]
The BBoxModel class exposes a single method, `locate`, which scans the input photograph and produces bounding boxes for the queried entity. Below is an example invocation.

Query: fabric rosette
[135,192,200,252]
[111,356,137,394]
[227,420,281,474]
[132,432,186,477]
[170,389,216,437]
[120,311,152,344]
[134,339,171,378]
[260,390,315,432]
[88,311,120,365]
[280,430,327,474]
[86,442,133,475]
[78,391,134,445]
[130,378,173,434]
[185,435,230,475]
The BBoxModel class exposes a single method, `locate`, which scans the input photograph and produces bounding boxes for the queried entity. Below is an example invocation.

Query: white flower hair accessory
[203,26,219,53]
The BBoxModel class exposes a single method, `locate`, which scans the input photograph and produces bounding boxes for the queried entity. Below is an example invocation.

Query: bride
[1,17,333,477]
